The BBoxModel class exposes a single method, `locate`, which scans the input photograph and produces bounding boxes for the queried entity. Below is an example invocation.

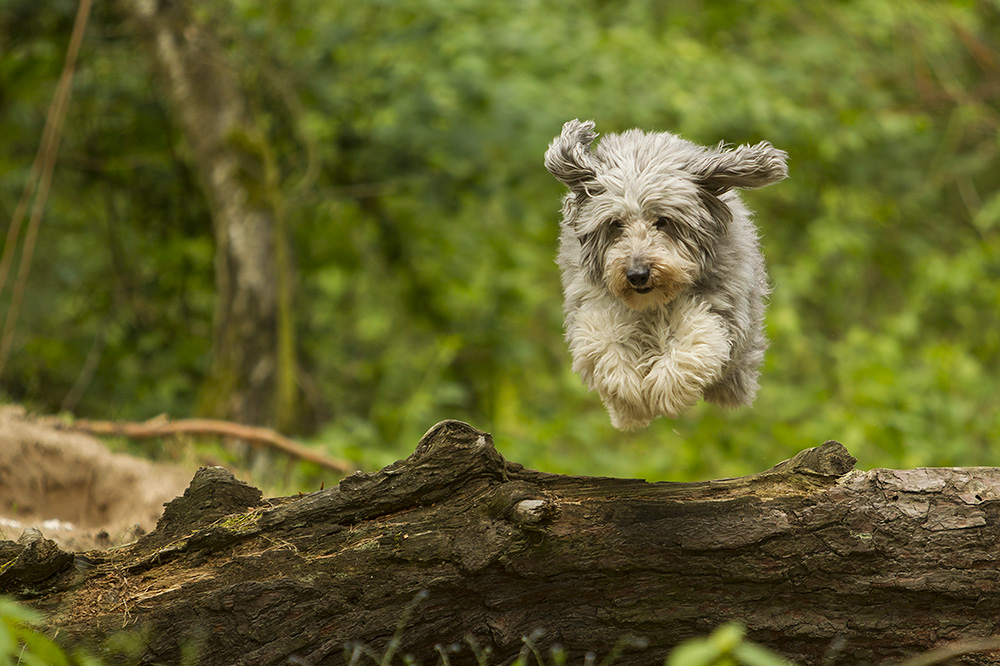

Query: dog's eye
[608,219,624,232]
[655,217,674,232]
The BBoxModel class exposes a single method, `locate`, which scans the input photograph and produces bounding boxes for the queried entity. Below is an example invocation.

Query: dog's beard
[605,251,696,311]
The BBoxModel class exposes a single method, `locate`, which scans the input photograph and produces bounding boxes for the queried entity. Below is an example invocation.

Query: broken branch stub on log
[7,421,1000,665]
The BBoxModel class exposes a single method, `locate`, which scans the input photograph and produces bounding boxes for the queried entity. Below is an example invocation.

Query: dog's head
[545,119,787,310]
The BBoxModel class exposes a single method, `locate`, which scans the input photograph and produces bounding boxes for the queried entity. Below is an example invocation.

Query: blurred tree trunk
[123,0,298,430]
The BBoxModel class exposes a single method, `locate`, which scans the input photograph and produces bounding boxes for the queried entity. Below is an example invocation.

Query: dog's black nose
[626,265,650,287]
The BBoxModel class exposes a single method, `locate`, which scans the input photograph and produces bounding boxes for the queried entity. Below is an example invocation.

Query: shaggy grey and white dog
[545,120,788,430]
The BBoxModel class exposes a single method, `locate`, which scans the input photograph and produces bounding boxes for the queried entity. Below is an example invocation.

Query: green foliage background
[1,0,998,481]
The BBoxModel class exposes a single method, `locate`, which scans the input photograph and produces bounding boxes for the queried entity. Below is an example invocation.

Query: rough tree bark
[5,421,1000,666]
[122,0,298,430]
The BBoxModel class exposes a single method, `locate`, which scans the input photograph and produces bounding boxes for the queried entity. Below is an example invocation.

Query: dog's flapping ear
[688,141,788,196]
[544,119,604,196]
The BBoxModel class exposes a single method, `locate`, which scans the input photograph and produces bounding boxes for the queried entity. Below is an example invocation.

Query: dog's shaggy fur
[545,120,788,430]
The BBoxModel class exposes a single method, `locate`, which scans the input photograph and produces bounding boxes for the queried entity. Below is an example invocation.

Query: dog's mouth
[632,286,654,294]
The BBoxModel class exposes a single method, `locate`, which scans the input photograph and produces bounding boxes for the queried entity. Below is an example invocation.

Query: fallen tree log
[5,420,1000,665]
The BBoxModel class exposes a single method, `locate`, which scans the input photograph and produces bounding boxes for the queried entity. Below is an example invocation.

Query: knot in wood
[410,420,507,481]
[17,527,43,545]
[768,440,856,478]
[0,531,74,595]
[146,465,264,549]
[511,498,553,526]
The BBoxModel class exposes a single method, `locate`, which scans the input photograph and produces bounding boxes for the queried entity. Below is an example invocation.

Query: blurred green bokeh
[1,0,997,482]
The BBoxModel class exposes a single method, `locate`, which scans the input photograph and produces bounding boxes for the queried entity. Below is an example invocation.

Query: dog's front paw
[639,353,711,418]
[590,350,646,407]
[605,397,653,431]
[639,302,731,418]
[585,350,657,430]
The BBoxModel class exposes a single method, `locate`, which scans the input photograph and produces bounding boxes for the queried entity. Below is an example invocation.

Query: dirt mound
[0,406,192,551]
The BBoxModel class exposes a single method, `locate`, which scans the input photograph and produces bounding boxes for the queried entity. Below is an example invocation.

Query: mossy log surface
[4,420,1000,665]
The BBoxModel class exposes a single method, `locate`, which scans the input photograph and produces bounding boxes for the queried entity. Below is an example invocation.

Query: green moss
[0,557,17,575]
[209,510,261,535]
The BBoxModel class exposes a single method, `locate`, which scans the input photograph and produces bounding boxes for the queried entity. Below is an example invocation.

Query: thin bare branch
[0,0,94,379]
[65,416,355,474]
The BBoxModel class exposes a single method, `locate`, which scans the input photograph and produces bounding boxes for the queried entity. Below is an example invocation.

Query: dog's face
[546,120,787,311]
[574,172,705,311]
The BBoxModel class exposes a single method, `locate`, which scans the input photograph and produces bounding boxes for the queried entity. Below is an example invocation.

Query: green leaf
[70,651,107,666]
[17,627,70,666]
[733,642,799,666]
[0,597,44,626]
[707,624,746,654]
[0,621,15,659]
[667,640,724,666]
